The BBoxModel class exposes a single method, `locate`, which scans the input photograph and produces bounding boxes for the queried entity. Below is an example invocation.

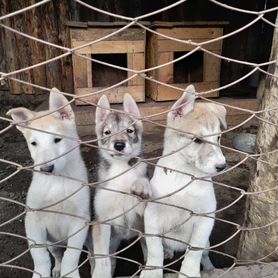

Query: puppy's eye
[31,141,37,146]
[54,138,62,144]
[193,138,203,144]
[104,130,111,135]
[127,128,134,134]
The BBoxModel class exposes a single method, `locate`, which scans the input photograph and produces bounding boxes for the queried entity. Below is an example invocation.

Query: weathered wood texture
[0,0,73,95]
[146,24,223,101]
[70,25,146,104]
[237,13,278,261]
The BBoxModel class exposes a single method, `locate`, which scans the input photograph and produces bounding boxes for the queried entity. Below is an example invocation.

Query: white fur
[92,94,151,278]
[140,85,226,278]
[7,88,90,278]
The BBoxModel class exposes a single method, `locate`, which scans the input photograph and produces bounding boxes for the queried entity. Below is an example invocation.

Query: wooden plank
[70,28,145,41]
[72,55,87,88]
[157,39,222,52]
[148,81,219,101]
[75,85,145,105]
[155,27,223,40]
[203,52,221,82]
[72,40,145,54]
[87,21,151,27]
[150,21,229,28]
[157,52,174,83]
[127,53,145,86]
[86,54,93,88]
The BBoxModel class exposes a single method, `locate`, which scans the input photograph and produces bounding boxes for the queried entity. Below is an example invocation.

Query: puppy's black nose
[114,142,126,151]
[40,164,54,173]
[215,163,226,172]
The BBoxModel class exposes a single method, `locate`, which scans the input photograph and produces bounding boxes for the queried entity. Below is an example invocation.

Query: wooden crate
[69,22,148,105]
[146,22,227,101]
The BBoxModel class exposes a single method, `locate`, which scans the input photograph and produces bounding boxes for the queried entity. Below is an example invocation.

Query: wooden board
[70,28,145,42]
[72,40,145,54]
[154,27,223,40]
[72,55,88,89]
[157,39,222,52]
[147,81,220,101]
[75,85,145,105]
[127,53,145,86]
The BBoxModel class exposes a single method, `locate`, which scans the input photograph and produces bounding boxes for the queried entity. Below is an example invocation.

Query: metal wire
[0,0,277,277]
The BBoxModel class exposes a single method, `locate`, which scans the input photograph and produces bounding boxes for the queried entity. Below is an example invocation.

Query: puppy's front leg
[60,224,89,278]
[179,217,214,278]
[25,212,51,278]
[140,205,164,278]
[131,177,152,199]
[92,223,112,278]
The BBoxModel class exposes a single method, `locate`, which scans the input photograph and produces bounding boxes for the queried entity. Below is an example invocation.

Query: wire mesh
[0,1,277,278]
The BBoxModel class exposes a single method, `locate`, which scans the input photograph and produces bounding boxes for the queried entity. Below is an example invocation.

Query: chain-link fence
[0,1,277,278]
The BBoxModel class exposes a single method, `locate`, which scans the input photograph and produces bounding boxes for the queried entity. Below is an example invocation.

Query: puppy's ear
[6,107,34,132]
[123,93,140,118]
[169,85,196,119]
[49,87,74,120]
[207,103,227,129]
[96,95,110,124]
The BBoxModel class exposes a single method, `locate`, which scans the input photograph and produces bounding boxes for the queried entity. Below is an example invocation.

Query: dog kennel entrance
[69,22,146,105]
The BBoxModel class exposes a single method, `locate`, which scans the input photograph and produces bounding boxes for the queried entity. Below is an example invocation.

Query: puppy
[7,88,90,278]
[91,94,151,278]
[140,85,227,278]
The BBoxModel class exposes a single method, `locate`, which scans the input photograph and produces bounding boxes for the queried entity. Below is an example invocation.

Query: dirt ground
[0,99,259,277]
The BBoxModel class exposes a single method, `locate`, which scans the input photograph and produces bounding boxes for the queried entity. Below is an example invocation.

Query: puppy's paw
[52,267,60,277]
[179,265,201,278]
[92,273,111,278]
[131,178,152,199]
[140,269,163,278]
[164,248,174,260]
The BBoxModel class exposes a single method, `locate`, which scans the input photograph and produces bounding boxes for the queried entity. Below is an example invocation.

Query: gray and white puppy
[92,94,151,278]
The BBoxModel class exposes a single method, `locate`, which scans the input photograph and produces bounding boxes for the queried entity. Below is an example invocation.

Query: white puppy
[7,88,90,278]
[140,85,227,278]
[92,94,151,278]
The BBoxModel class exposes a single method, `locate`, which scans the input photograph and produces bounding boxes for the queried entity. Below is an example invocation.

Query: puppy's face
[7,88,78,174]
[95,94,143,160]
[166,85,227,176]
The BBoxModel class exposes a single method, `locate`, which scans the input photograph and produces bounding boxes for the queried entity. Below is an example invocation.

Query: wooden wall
[0,0,276,96]
[0,0,73,95]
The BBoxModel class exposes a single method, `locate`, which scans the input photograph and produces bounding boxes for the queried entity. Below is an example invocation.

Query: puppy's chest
[27,176,83,211]
[103,163,141,191]
[153,169,216,212]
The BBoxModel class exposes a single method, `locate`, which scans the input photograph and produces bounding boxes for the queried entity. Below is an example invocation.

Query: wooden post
[237,13,278,261]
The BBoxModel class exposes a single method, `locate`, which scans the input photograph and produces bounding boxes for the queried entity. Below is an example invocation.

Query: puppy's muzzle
[114,141,126,152]
[215,163,226,172]
[40,164,54,173]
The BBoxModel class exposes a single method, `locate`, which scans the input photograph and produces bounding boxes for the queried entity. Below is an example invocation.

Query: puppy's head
[7,88,78,174]
[166,85,227,176]
[95,94,143,160]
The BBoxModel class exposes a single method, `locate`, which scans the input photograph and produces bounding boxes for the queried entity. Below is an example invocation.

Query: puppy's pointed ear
[169,85,196,119]
[207,103,227,129]
[96,95,110,124]
[49,87,74,120]
[123,93,140,118]
[6,107,34,132]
